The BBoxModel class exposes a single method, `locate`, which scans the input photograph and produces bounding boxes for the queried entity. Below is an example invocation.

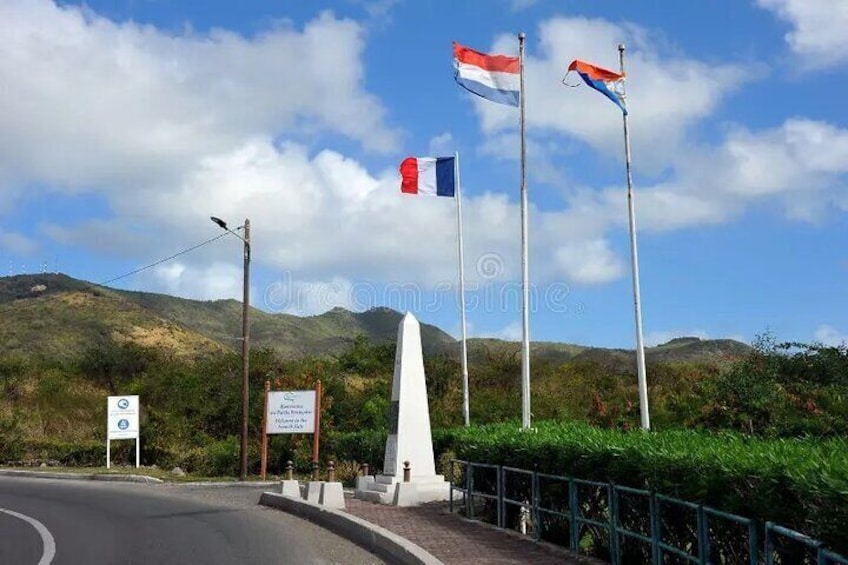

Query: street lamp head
[210,216,228,230]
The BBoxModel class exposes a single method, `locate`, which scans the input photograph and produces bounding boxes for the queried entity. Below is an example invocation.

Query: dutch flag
[453,42,520,107]
[399,157,456,197]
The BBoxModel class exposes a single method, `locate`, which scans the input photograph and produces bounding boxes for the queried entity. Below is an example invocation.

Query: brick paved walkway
[344,496,600,564]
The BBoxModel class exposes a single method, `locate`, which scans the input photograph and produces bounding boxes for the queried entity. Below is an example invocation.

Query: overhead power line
[0,231,231,316]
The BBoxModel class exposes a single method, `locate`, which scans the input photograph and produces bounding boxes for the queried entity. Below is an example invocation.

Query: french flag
[453,42,520,107]
[399,157,456,197]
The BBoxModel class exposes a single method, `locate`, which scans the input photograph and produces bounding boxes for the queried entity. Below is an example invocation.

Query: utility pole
[240,218,250,480]
[211,216,251,479]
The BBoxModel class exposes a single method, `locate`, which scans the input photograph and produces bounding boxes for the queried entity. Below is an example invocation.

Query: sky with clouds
[1,0,846,348]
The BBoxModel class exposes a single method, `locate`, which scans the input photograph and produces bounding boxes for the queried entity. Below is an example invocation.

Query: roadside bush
[0,413,24,462]
[437,420,848,554]
[17,440,106,466]
[195,436,239,476]
[331,460,362,486]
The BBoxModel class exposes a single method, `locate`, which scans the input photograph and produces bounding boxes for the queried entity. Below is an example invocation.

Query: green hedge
[325,422,847,552]
[434,421,848,554]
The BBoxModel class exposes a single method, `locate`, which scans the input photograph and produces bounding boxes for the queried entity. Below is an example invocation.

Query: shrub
[323,429,387,471]
[196,436,240,476]
[15,440,106,466]
[331,460,362,486]
[0,413,24,462]
[436,420,848,554]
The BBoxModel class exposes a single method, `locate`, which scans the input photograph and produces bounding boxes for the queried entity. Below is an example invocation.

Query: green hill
[0,273,751,364]
[449,335,749,372]
[0,274,455,359]
[0,275,225,360]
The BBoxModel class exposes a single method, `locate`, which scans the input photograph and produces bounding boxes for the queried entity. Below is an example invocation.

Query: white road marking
[0,507,56,565]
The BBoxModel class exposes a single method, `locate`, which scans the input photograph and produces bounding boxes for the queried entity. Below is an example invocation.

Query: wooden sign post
[312,380,322,471]
[260,380,323,481]
[260,380,270,480]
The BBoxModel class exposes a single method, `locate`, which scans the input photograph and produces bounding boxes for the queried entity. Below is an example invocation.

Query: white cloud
[550,239,623,285]
[0,231,39,256]
[494,321,523,341]
[0,0,398,194]
[716,120,848,195]
[47,114,844,303]
[6,4,848,312]
[263,274,357,316]
[152,261,244,301]
[471,17,751,170]
[757,0,848,68]
[428,133,455,156]
[551,117,848,237]
[41,219,154,258]
[679,119,848,222]
[479,133,570,185]
[350,0,401,27]
[814,325,848,347]
[109,138,625,287]
[461,16,848,240]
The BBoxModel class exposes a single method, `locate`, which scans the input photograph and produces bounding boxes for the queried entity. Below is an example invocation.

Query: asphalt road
[0,476,385,565]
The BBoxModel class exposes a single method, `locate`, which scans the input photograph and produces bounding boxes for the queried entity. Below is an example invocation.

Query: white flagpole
[518,32,531,430]
[454,152,470,427]
[619,44,650,431]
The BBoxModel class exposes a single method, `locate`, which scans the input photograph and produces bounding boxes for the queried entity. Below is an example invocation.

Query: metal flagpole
[518,32,531,430]
[618,44,650,431]
[454,152,470,427]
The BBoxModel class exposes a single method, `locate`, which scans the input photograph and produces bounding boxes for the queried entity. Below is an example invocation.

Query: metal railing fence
[448,459,846,564]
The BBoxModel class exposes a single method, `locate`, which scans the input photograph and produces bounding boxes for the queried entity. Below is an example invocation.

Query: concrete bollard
[403,460,411,483]
[327,460,336,483]
[355,462,375,491]
[319,481,346,510]
[280,460,300,497]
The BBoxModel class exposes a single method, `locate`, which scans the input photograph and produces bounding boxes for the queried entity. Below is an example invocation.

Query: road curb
[177,481,280,488]
[260,492,443,565]
[0,469,163,483]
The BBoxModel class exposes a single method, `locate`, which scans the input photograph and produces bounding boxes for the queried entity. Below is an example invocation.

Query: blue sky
[1,0,846,348]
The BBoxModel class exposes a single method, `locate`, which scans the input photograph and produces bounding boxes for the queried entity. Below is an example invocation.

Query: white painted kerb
[0,507,56,565]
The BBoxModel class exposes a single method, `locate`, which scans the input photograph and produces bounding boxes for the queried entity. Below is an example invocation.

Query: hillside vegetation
[2,273,845,550]
[0,273,750,364]
[0,274,455,359]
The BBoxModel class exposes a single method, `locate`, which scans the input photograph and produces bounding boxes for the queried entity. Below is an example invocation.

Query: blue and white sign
[107,395,139,440]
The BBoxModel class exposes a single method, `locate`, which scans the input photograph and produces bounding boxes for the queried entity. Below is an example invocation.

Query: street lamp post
[211,216,251,481]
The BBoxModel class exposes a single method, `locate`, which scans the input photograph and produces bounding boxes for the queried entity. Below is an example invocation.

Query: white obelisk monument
[355,312,450,505]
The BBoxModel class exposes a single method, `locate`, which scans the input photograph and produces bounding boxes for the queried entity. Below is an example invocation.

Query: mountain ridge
[0,273,752,365]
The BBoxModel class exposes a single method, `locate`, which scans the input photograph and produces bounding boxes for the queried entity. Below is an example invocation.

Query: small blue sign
[118,419,129,430]
[117,399,130,410]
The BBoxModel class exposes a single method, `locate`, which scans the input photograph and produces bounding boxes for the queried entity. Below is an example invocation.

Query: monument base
[354,474,450,506]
